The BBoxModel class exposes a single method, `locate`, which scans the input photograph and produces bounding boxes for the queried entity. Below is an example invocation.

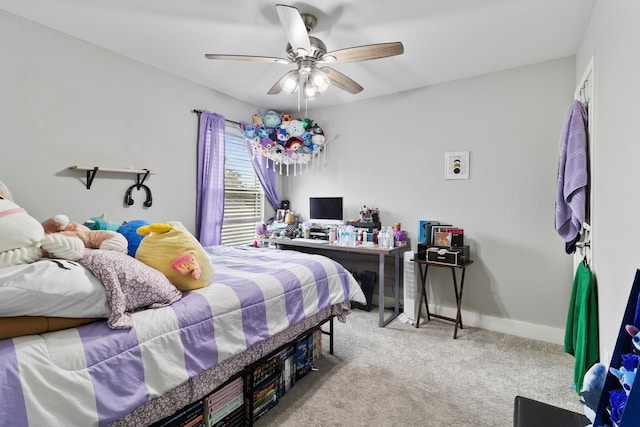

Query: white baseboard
[422,304,566,345]
[373,294,565,345]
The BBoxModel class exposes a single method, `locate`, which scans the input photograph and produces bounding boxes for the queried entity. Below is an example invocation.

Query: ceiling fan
[204,4,404,99]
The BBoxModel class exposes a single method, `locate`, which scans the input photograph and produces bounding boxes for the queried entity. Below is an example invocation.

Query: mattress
[0,246,365,427]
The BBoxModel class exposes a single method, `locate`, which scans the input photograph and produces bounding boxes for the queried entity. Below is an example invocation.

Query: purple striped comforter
[0,246,365,427]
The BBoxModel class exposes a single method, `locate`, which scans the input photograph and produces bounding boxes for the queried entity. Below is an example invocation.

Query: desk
[412,259,473,339]
[259,238,409,327]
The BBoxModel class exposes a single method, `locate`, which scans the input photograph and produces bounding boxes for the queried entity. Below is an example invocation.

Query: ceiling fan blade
[205,54,289,64]
[267,82,283,95]
[321,42,404,64]
[276,4,312,55]
[320,67,363,94]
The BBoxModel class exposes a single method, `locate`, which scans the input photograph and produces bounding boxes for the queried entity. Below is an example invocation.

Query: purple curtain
[248,144,281,214]
[196,111,226,246]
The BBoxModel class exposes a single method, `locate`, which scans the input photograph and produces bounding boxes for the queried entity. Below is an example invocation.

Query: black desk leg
[415,264,431,328]
[450,267,463,330]
[453,267,467,339]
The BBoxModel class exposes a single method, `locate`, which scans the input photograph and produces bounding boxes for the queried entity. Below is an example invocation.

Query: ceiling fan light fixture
[310,67,330,92]
[281,70,300,94]
[303,78,318,98]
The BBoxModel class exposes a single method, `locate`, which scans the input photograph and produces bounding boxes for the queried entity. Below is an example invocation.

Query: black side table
[411,258,473,339]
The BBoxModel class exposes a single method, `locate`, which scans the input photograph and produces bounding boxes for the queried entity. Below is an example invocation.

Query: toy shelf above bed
[68,165,157,189]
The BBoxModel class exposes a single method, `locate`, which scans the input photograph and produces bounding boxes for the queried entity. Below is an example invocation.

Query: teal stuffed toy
[84,214,120,231]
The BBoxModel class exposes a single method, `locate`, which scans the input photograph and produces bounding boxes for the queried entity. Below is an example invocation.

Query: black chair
[513,396,590,427]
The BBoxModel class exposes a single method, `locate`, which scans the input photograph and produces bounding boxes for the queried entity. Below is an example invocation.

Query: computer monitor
[309,197,344,225]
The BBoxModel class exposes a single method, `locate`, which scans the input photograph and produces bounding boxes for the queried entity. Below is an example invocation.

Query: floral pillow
[78,249,182,329]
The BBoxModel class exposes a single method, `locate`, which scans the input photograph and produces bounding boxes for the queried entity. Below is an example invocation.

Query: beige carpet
[257,309,584,426]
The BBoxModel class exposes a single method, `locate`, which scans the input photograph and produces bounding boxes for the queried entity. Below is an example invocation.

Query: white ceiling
[0,0,595,111]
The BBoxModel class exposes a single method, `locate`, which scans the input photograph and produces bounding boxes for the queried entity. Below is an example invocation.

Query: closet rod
[191,109,241,127]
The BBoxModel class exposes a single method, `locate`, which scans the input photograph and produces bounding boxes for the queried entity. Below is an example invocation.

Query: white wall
[0,10,256,231]
[286,57,577,342]
[1,9,580,343]
[576,1,640,362]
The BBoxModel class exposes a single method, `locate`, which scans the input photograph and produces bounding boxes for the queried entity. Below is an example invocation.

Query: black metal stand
[413,259,473,339]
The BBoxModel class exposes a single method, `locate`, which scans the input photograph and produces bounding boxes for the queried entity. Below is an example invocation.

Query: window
[221,125,263,246]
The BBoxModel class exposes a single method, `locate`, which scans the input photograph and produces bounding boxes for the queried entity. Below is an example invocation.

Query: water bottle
[378,227,387,248]
[387,226,396,248]
[348,225,357,247]
[339,225,349,246]
[329,227,337,243]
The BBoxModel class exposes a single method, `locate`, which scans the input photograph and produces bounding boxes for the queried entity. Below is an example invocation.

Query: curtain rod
[191,109,241,127]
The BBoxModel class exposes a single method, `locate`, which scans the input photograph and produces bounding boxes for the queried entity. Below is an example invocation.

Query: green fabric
[564,262,599,393]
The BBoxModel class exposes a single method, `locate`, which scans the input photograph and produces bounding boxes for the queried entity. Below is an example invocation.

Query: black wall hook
[124,183,153,207]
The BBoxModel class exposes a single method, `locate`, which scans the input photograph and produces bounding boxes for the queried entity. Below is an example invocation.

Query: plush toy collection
[241,110,328,169]
[580,325,640,426]
[0,186,212,291]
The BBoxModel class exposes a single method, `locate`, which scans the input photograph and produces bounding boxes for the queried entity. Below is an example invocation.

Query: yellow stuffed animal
[135,221,213,291]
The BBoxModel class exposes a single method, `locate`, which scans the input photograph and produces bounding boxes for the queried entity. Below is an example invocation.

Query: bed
[0,244,365,427]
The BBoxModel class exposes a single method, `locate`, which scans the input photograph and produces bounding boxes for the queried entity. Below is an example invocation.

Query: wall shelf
[68,165,157,189]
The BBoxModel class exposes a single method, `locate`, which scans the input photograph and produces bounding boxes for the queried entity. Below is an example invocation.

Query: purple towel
[555,100,588,242]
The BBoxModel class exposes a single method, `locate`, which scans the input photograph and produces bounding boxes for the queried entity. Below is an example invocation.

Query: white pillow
[0,259,110,318]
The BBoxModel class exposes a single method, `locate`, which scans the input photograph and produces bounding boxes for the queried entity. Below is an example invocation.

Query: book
[448,228,464,246]
[295,336,315,379]
[252,395,277,422]
[434,227,464,247]
[430,225,452,246]
[418,220,440,244]
[433,231,452,247]
[209,406,243,427]
[152,401,203,427]
[204,377,243,414]
[313,329,323,360]
[206,394,243,426]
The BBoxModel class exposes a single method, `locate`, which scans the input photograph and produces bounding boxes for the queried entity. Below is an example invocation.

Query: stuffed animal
[0,180,13,201]
[276,126,290,143]
[284,119,305,138]
[280,114,292,125]
[83,214,120,231]
[41,214,71,234]
[262,110,281,128]
[116,219,150,257]
[135,221,213,291]
[255,125,269,139]
[241,122,256,140]
[0,198,85,268]
[42,214,128,253]
[610,354,639,395]
[580,362,606,424]
[252,113,264,126]
[285,138,303,152]
[311,123,326,146]
[64,223,128,253]
[598,338,640,427]
[625,324,640,352]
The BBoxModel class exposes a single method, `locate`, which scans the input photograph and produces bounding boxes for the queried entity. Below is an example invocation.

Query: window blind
[222,126,263,246]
